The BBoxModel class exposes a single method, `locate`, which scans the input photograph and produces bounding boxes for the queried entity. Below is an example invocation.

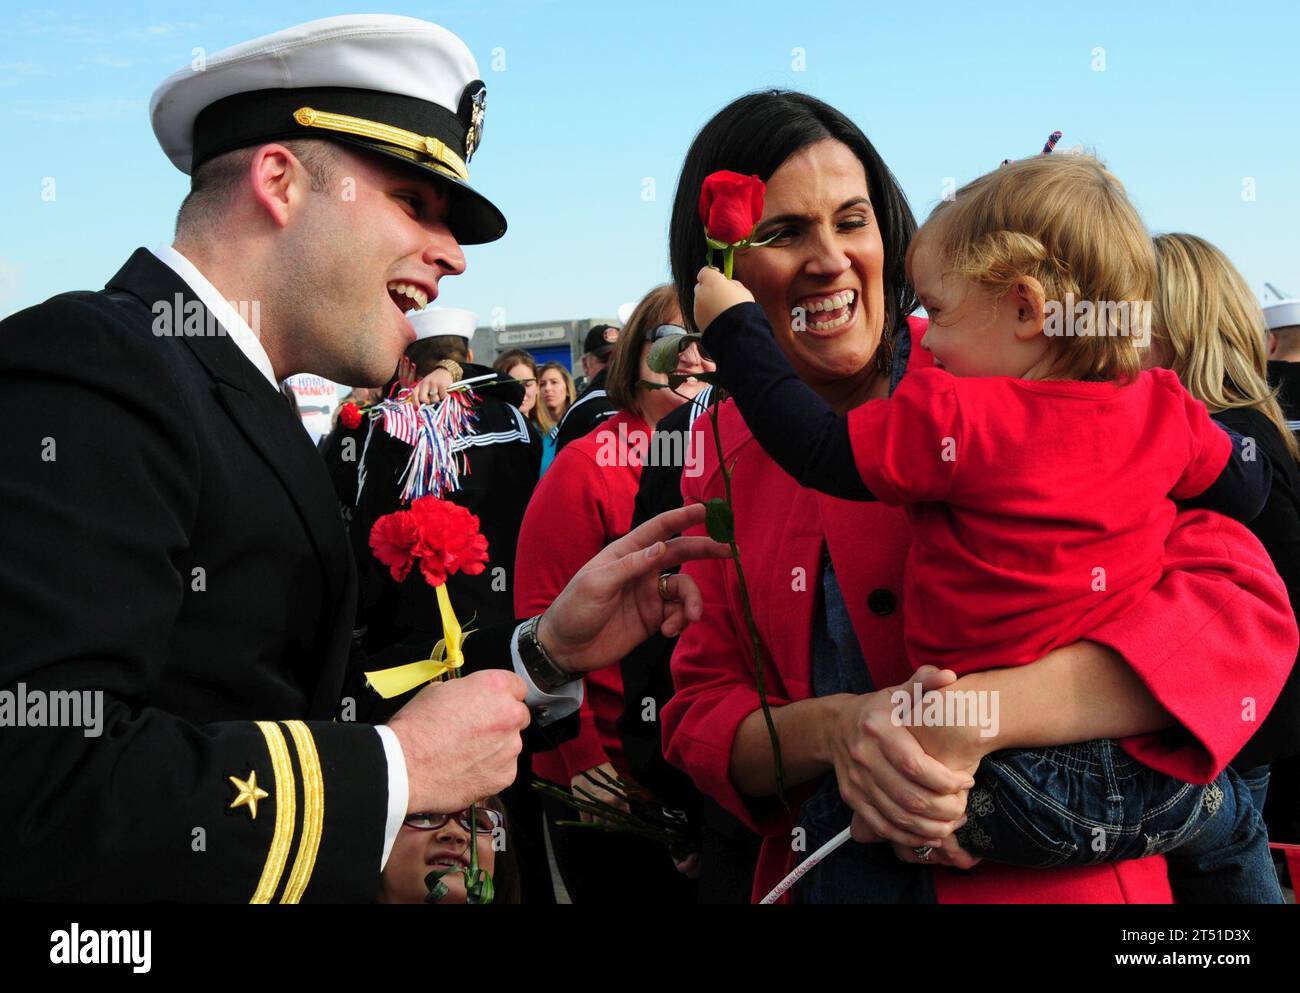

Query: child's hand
[694,265,755,331]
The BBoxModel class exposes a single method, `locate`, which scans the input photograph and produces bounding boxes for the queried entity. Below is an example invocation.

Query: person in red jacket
[514,284,712,900]
[692,154,1282,902]
[660,90,1296,903]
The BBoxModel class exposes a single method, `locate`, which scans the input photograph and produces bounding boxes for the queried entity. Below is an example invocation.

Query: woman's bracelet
[432,359,464,382]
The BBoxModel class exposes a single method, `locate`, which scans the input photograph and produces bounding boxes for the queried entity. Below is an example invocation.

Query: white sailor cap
[409,307,478,341]
[150,14,504,244]
[1264,300,1300,332]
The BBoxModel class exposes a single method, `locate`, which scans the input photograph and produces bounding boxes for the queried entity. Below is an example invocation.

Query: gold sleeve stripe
[249,720,296,905]
[279,721,325,904]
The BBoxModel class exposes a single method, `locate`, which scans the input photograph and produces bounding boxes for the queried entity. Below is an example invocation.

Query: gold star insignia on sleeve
[229,770,270,820]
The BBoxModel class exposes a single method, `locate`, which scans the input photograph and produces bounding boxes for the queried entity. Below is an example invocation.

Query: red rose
[698,171,766,245]
[407,496,490,587]
[369,510,421,583]
[339,402,363,430]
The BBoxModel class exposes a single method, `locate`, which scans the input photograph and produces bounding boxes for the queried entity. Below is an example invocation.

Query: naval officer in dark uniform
[0,14,725,903]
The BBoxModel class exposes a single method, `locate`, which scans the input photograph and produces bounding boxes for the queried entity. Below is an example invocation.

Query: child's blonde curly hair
[909,154,1155,383]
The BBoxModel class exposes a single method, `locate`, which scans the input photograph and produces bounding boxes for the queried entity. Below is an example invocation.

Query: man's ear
[467,347,475,362]
[247,144,304,228]
[1009,275,1047,341]
[1267,331,1279,358]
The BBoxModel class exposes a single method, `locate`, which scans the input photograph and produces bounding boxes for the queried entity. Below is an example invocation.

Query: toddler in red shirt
[694,154,1281,902]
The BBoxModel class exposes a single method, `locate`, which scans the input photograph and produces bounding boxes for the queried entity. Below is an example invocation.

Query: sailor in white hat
[0,13,723,906]
[1264,300,1300,434]
[1265,300,1300,358]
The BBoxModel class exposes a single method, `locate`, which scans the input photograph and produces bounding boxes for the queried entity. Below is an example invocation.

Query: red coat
[847,365,1232,672]
[662,324,1297,903]
[515,409,651,783]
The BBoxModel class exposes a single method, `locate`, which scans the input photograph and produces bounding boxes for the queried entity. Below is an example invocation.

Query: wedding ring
[657,573,673,602]
[912,845,934,862]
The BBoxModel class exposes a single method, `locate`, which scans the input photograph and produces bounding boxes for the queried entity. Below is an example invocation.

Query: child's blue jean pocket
[956,741,1203,868]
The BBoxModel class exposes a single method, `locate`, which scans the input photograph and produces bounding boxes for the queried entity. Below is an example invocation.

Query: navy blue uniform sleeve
[701,302,875,500]
[1183,425,1273,523]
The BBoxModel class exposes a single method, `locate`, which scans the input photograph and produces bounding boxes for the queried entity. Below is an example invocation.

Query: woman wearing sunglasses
[514,284,713,902]
[378,797,519,904]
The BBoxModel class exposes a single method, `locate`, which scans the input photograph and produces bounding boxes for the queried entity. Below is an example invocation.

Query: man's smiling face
[275,144,468,387]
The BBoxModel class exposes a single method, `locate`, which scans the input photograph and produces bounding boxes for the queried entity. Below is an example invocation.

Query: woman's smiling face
[732,139,887,400]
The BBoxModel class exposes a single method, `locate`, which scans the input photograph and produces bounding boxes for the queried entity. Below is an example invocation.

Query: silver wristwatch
[517,615,574,693]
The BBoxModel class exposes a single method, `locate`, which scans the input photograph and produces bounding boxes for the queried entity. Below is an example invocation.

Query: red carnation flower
[698,171,766,245]
[369,510,421,583]
[407,497,490,587]
[339,402,363,430]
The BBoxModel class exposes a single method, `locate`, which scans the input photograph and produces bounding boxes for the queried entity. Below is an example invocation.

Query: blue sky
[2,1,1298,323]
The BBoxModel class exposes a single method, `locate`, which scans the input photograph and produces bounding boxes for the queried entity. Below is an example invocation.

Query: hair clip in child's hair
[1001,130,1063,167]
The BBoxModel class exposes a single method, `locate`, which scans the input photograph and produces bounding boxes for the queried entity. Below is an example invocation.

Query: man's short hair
[406,334,469,375]
[1272,325,1300,354]
[175,139,340,235]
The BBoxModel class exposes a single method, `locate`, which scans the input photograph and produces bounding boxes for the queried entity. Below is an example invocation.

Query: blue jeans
[956,741,1282,904]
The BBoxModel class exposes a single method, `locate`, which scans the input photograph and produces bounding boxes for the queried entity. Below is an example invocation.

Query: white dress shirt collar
[150,244,279,389]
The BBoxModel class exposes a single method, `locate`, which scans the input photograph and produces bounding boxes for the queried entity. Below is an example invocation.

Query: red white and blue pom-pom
[357,388,479,502]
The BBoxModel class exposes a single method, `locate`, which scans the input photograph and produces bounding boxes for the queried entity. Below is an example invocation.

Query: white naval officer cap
[149,14,504,244]
[1264,300,1300,332]
[409,307,478,341]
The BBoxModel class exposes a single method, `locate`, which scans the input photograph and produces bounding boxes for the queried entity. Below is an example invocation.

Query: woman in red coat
[660,91,1297,903]
[514,284,712,900]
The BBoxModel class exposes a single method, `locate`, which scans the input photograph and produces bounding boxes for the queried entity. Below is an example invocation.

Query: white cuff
[510,620,583,724]
[374,724,409,870]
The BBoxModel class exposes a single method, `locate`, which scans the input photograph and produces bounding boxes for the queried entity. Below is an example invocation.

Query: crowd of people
[319,139,1300,904]
[2,13,1298,906]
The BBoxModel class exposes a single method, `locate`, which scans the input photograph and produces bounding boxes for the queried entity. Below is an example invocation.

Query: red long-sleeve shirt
[515,410,651,783]
[844,365,1232,672]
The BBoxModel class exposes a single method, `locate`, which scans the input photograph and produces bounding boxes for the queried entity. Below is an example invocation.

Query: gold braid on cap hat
[292,107,469,183]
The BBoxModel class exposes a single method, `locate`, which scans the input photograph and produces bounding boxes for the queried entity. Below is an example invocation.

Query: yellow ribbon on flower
[365,583,471,698]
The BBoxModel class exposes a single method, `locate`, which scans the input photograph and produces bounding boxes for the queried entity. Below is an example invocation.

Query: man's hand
[536,503,730,675]
[694,266,755,331]
[386,669,531,813]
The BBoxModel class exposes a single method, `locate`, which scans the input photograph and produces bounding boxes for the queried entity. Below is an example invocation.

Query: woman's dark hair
[481,794,520,904]
[669,90,918,374]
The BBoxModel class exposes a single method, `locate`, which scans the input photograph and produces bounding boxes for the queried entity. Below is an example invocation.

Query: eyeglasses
[404,808,505,833]
[644,323,687,343]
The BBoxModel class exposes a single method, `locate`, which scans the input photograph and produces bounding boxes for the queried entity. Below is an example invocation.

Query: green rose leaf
[465,868,495,905]
[704,498,735,544]
[705,235,732,251]
[423,868,453,904]
[646,332,705,374]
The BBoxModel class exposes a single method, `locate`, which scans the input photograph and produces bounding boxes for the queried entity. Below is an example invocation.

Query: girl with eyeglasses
[377,796,519,903]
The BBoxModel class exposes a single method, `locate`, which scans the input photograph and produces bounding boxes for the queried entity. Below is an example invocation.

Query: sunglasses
[404,808,505,833]
[644,323,687,343]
